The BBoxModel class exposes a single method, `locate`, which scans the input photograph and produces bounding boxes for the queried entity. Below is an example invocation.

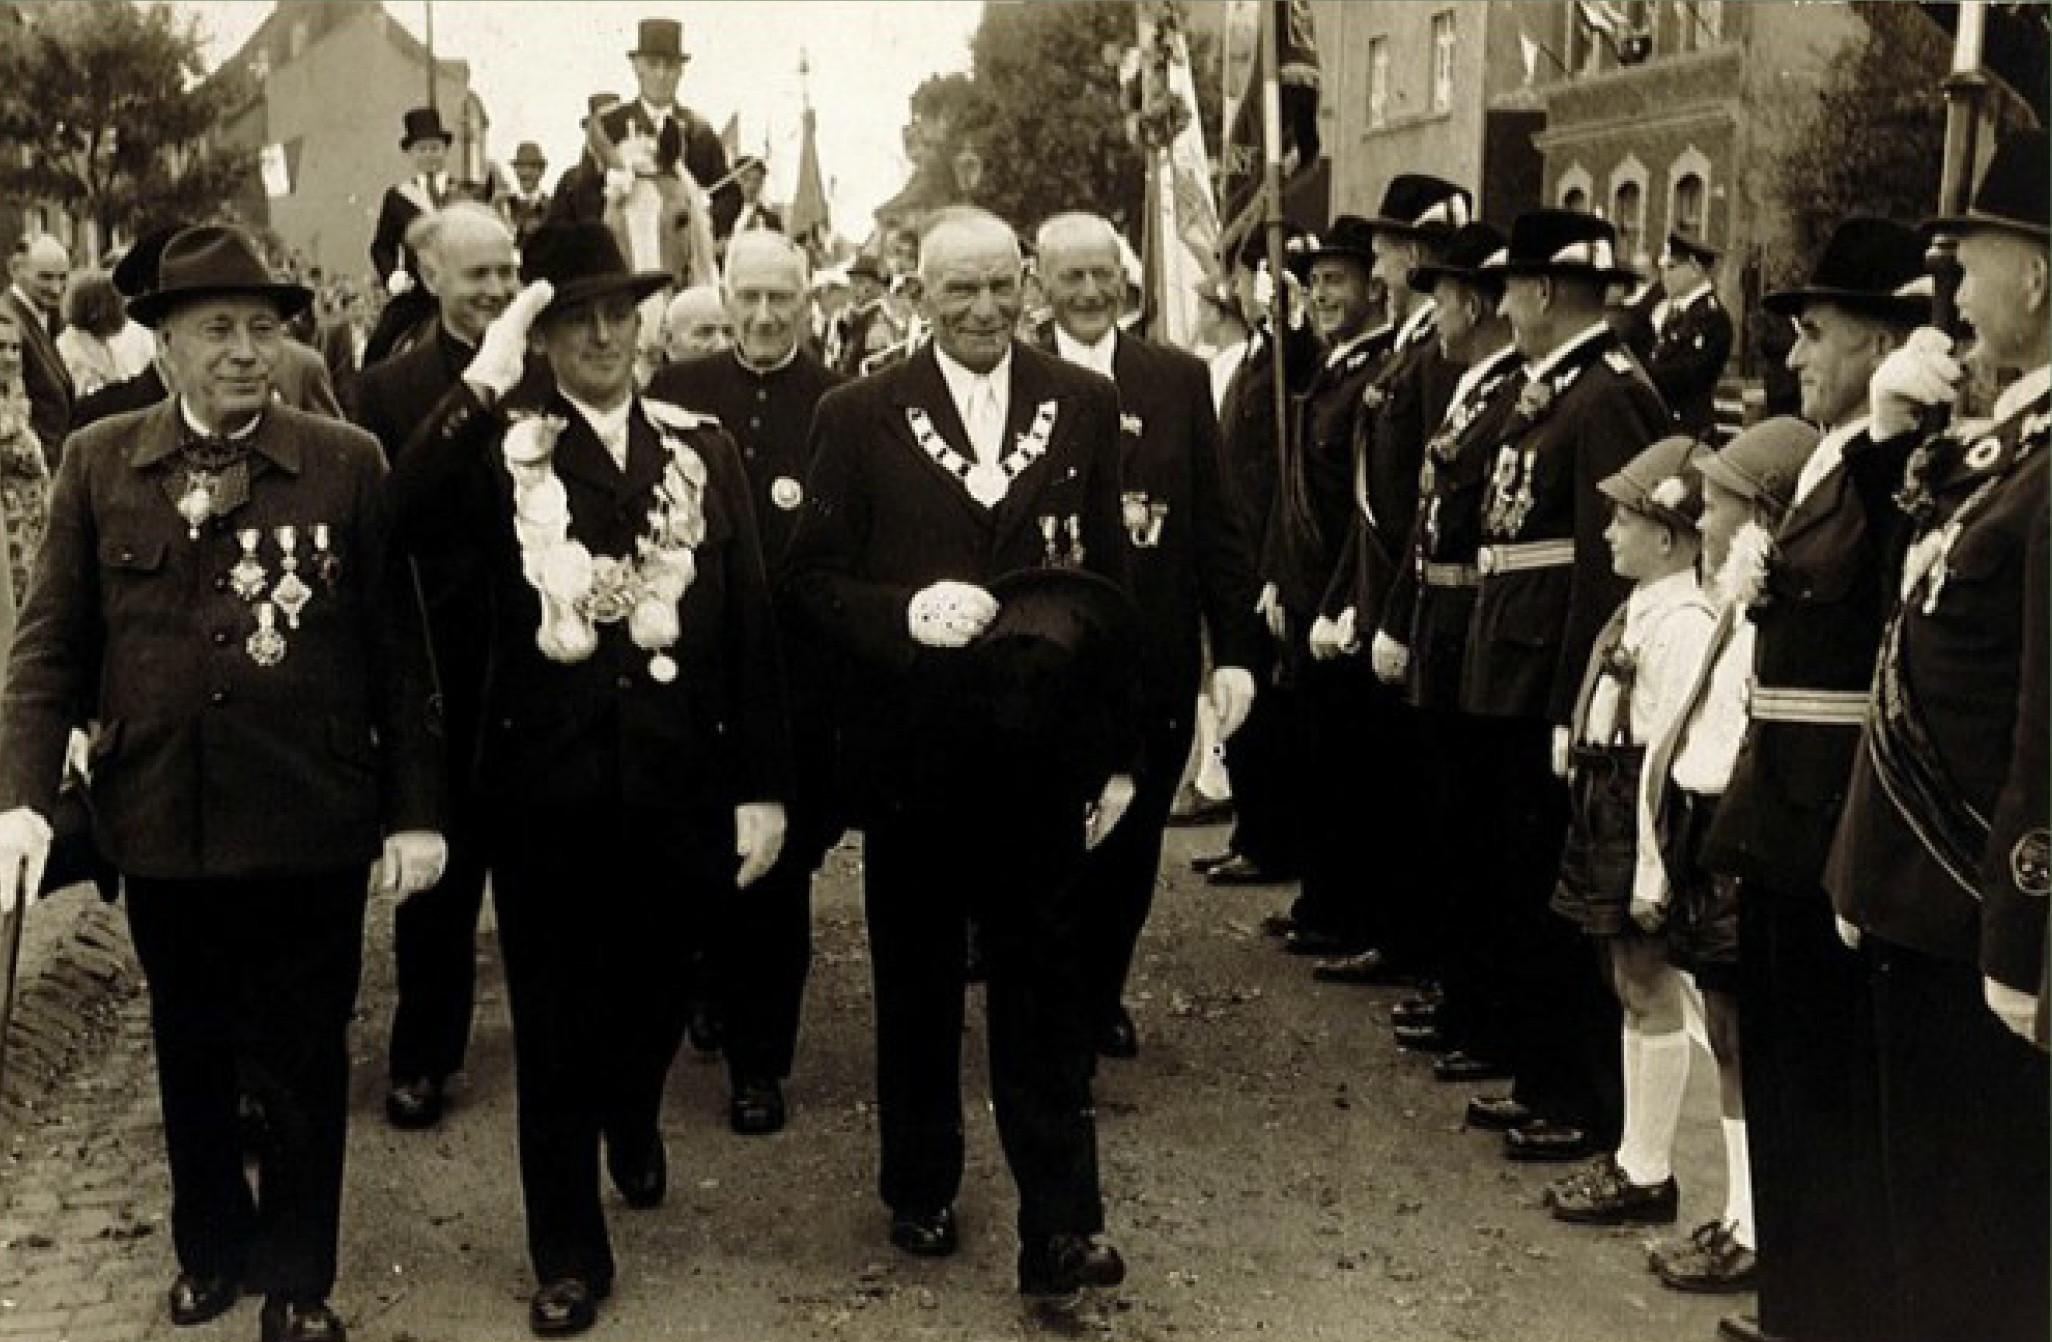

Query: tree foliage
[0,2,255,251]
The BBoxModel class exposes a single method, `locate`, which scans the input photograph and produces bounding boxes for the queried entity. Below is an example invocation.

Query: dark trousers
[706,850,812,1083]
[1869,940,2049,1342]
[387,828,488,1083]
[125,870,368,1303]
[1435,713,1516,1059]
[862,774,1103,1238]
[1077,711,1193,1028]
[1737,880,1894,1342]
[1222,679,1301,876]
[488,805,721,1287]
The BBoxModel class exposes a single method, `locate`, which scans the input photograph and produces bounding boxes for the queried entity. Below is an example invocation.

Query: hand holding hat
[466,280,555,400]
[0,807,53,917]
[1869,326,1961,441]
[1085,773,1137,851]
[908,580,999,649]
[1208,667,1257,741]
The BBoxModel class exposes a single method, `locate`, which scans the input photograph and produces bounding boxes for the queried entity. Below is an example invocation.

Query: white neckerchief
[1054,325,1117,380]
[935,344,1013,464]
[1993,364,2052,423]
[419,172,449,200]
[1792,414,1868,510]
[638,100,675,129]
[562,391,634,471]
[1395,296,1438,349]
[1441,344,1520,425]
[1524,318,1612,384]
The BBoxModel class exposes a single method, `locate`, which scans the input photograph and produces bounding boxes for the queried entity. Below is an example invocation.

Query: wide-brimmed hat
[1484,210,1638,286]
[511,141,548,169]
[1925,129,2048,241]
[1297,215,1377,274]
[1762,217,1931,323]
[1698,416,1821,522]
[1408,221,1509,294]
[1364,174,1472,240]
[630,17,687,61]
[400,106,453,151]
[1660,231,1720,268]
[126,225,313,328]
[1600,433,1708,532]
[969,568,1140,738]
[111,220,191,299]
[521,223,670,318]
[1231,220,1311,273]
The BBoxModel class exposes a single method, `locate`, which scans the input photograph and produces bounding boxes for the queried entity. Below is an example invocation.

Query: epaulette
[1603,349,1638,376]
[642,398,719,432]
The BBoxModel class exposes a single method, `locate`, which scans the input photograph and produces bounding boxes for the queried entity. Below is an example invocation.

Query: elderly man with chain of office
[0,224,445,1342]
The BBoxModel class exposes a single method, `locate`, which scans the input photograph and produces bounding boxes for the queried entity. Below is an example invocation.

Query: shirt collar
[1526,319,1613,383]
[136,397,300,474]
[1325,324,1382,369]
[934,343,1013,414]
[735,343,799,376]
[1053,324,1117,377]
[1445,343,1520,413]
[1396,296,1438,347]
[1993,364,2052,423]
[639,99,676,125]
[1627,567,1702,624]
[9,284,45,318]
[561,388,634,451]
[178,398,261,443]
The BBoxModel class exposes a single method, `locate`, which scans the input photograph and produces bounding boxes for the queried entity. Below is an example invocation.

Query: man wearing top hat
[1643,232,1733,438]
[1697,215,1930,1342]
[384,221,790,1336]
[504,142,554,248]
[782,205,1136,1298]
[1459,210,1667,1165]
[365,107,461,367]
[710,154,784,244]
[1822,131,2049,1342]
[589,18,729,289]
[0,224,446,1342]
[547,95,625,230]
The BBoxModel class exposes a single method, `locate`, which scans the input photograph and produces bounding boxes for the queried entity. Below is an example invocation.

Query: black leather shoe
[1391,997,1440,1027]
[729,1077,786,1136]
[1503,1119,1598,1162]
[168,1272,239,1326]
[1431,1051,1511,1082]
[1166,793,1233,826]
[889,1205,958,1257]
[259,1297,346,1342]
[1312,949,1411,985]
[1207,855,1283,886]
[1095,1007,1139,1059]
[1018,1233,1126,1297]
[1463,1095,1533,1131]
[1716,1312,1790,1342]
[606,1130,667,1208]
[1190,849,1238,875]
[383,1076,445,1130]
[528,1278,609,1337]
[1393,1023,1453,1052]
[1545,1157,1680,1225]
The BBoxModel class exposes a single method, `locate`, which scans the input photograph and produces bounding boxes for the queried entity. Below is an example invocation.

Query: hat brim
[538,271,672,320]
[1760,286,1931,323]
[1297,244,1375,273]
[1487,260,1641,287]
[1407,262,1496,295]
[400,132,455,150]
[1923,210,2050,241]
[127,281,314,329]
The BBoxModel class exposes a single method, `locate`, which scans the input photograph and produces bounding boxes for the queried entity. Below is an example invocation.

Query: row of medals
[228,523,340,667]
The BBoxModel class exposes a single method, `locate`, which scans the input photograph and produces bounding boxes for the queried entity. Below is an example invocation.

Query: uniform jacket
[1218,321,1322,548]
[1643,287,1732,437]
[546,161,608,228]
[70,343,344,434]
[503,191,553,247]
[385,383,792,818]
[1825,392,2049,976]
[370,177,452,286]
[1706,425,1914,894]
[595,102,728,189]
[0,401,442,877]
[1460,326,1668,724]
[4,288,73,470]
[781,342,1134,818]
[1262,328,1392,619]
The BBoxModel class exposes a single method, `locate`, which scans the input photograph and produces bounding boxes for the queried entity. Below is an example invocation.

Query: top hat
[1365,174,1473,240]
[1408,220,1509,294]
[1926,129,2049,241]
[1762,217,1932,323]
[1698,416,1821,523]
[520,223,670,318]
[1298,215,1378,275]
[126,225,313,328]
[511,142,548,169]
[111,220,192,299]
[1599,433,1709,532]
[1661,230,1720,268]
[969,568,1140,740]
[1483,209,1638,286]
[630,17,688,61]
[400,106,453,151]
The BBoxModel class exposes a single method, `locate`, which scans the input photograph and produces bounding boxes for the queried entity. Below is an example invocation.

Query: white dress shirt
[934,345,1013,465]
[563,392,634,471]
[1053,326,1117,380]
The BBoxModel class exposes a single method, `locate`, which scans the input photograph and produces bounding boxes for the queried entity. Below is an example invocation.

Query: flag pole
[1929,0,1991,335]
[1259,0,1298,537]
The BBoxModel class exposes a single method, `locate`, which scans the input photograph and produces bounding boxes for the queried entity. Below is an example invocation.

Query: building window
[1559,164,1594,213]
[1563,186,1589,213]
[1671,172,1705,242]
[1430,11,1456,113]
[1367,36,1390,129]
[1612,179,1644,263]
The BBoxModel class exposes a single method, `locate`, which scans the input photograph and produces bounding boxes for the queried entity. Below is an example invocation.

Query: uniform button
[616,675,634,691]
[214,574,231,593]
[208,688,229,706]
[744,446,756,459]
[756,388,768,402]
[748,417,761,430]
[118,548,136,563]
[212,630,231,647]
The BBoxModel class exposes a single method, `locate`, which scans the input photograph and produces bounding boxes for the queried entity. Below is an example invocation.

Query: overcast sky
[175,1,984,236]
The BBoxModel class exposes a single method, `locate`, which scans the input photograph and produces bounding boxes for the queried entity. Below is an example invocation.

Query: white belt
[1422,561,1480,588]
[1746,685,1868,726]
[1477,539,1574,576]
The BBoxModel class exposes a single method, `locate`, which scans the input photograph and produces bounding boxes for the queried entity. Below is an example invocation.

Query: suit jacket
[1219,321,1323,546]
[1644,289,1732,437]
[68,341,343,435]
[504,191,553,246]
[1461,327,1668,724]
[595,102,728,188]
[4,288,73,470]
[0,401,441,877]
[370,177,451,285]
[546,160,608,227]
[1825,395,2049,973]
[781,342,1134,817]
[1262,329,1392,621]
[385,382,790,818]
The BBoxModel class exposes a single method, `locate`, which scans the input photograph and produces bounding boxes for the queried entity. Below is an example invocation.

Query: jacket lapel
[887,348,993,524]
[992,345,1073,551]
[1775,454,1850,552]
[621,401,669,502]
[547,400,627,497]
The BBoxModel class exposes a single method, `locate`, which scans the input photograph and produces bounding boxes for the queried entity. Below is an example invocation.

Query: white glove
[1629,894,1668,934]
[65,728,91,784]
[1869,326,1962,440]
[1369,631,1410,685]
[1550,725,1571,779]
[907,580,998,649]
[373,830,448,898]
[1208,667,1257,741]
[465,280,555,400]
[1256,582,1285,642]
[735,801,787,889]
[1085,773,1137,851]
[1835,915,1863,951]
[1985,976,2039,1042]
[1333,607,1361,656]
[386,269,415,298]
[1307,615,1344,661]
[0,807,53,916]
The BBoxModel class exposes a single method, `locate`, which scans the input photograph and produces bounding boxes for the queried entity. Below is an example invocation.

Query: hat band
[1414,196,1471,230]
[1550,238,1617,269]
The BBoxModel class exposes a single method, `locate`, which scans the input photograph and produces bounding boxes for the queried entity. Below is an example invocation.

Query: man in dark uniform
[646,230,844,1135]
[783,206,1134,1298]
[1032,211,1263,1060]
[547,95,623,229]
[1824,132,2049,1342]
[504,142,554,247]
[385,222,790,1338]
[1700,216,1928,1342]
[365,107,459,367]
[589,18,728,288]
[1459,211,1668,1163]
[710,154,785,244]
[352,202,521,1132]
[1643,231,1733,438]
[0,224,445,1342]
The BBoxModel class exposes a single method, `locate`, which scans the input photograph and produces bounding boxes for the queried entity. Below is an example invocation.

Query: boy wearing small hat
[1644,231,1732,438]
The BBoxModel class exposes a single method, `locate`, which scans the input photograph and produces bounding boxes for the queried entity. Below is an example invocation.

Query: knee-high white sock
[1615,1028,1689,1185]
[1721,1117,1755,1249]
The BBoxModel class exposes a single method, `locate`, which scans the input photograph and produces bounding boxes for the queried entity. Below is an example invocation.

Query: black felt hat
[969,568,1140,739]
[520,223,670,318]
[1298,215,1378,273]
[1925,129,2049,241]
[1662,230,1720,267]
[126,225,312,328]
[630,17,688,60]
[1762,217,1932,323]
[1482,209,1638,286]
[1408,221,1509,294]
[111,221,191,299]
[511,141,548,168]
[400,106,453,151]
[1364,174,1472,240]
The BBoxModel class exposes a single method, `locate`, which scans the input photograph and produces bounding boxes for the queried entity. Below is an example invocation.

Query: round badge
[771,476,804,511]
[1964,438,2003,472]
[2011,829,2050,898]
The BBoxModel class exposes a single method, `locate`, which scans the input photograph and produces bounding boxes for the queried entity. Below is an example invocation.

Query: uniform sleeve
[354,442,444,836]
[704,430,794,805]
[1982,493,2050,994]
[1186,354,1267,676]
[382,381,503,559]
[370,189,408,280]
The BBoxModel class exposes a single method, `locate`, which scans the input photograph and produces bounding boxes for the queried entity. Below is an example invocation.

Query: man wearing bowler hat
[547,95,625,229]
[366,106,461,366]
[0,224,446,1342]
[505,142,553,247]
[589,18,729,289]
[1643,231,1733,438]
[385,221,790,1337]
[1822,131,2050,1342]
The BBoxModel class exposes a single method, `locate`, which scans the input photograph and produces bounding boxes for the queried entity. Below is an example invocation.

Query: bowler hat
[1599,433,1708,532]
[581,92,621,128]
[111,220,192,299]
[1698,416,1821,523]
[126,225,312,328]
[1364,175,1473,240]
[1484,210,1638,286]
[511,141,548,169]
[519,222,670,318]
[1298,215,1377,274]
[630,17,688,61]
[1661,231,1719,267]
[1409,221,1509,294]
[400,106,453,151]
[1762,217,1931,323]
[970,568,1140,739]
[1925,129,2049,241]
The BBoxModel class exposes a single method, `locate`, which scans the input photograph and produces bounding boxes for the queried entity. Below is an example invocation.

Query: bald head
[663,284,731,361]
[11,235,70,314]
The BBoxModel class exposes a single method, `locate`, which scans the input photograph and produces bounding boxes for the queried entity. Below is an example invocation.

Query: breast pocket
[99,537,168,579]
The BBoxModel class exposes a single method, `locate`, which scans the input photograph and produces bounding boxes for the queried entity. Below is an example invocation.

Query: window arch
[1559,164,1594,214]
[1609,157,1649,266]
[1667,146,1713,251]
